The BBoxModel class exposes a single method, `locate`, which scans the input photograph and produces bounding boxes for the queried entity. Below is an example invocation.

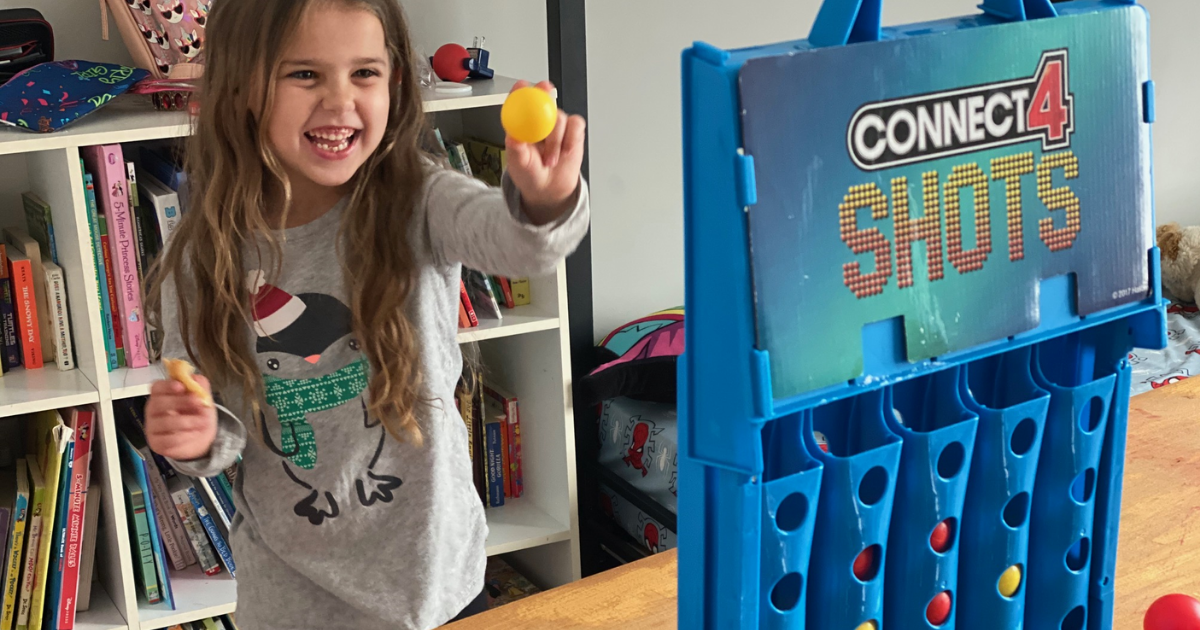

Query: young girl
[142,0,588,628]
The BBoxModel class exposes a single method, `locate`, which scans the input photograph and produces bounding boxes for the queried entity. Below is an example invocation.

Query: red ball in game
[852,545,879,581]
[930,519,953,553]
[1145,594,1200,630]
[432,43,471,83]
[926,591,952,626]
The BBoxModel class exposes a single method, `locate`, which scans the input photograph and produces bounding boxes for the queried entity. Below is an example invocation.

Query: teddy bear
[1157,222,1200,303]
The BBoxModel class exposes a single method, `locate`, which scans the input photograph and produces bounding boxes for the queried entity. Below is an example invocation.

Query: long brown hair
[147,0,431,445]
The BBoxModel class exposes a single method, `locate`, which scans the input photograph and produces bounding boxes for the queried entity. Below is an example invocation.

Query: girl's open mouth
[305,127,360,157]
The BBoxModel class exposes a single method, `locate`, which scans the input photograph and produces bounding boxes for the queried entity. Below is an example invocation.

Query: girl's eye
[267,358,280,371]
[349,339,361,351]
[354,68,380,79]
[288,70,316,81]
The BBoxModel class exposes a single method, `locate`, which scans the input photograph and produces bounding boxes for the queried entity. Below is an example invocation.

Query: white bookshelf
[0,76,581,629]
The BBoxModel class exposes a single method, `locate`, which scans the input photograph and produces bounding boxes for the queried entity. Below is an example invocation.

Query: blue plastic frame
[679,1,1165,629]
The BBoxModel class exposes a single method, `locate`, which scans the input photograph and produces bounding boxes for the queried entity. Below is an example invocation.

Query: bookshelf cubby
[0,76,580,630]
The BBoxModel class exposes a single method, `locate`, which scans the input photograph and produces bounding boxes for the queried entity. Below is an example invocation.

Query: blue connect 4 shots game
[679,0,1166,629]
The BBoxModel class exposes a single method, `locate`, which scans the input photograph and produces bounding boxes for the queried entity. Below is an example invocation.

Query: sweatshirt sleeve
[158,272,248,478]
[423,166,590,277]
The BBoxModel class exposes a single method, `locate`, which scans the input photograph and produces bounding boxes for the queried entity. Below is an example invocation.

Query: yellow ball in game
[502,86,557,144]
[855,621,878,630]
[998,564,1022,598]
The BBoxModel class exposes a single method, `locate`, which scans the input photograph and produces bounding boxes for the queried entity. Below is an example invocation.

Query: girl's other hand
[504,80,586,224]
[145,376,219,461]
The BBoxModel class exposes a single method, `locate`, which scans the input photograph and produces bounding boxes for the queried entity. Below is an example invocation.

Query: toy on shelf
[679,0,1165,629]
[1144,594,1200,630]
[431,37,495,84]
[502,86,557,144]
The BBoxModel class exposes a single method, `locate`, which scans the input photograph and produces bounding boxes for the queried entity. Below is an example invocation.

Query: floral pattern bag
[100,0,208,80]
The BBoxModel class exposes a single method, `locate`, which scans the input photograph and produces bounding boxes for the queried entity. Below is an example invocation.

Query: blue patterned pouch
[0,59,148,133]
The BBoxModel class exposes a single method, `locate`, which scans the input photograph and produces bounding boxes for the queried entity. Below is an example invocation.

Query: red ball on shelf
[1145,594,1200,630]
[926,591,952,627]
[432,43,471,83]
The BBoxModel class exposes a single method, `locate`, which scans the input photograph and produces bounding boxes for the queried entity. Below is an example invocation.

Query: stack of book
[80,144,184,371]
[455,360,523,509]
[0,407,101,630]
[113,398,236,610]
[0,195,74,375]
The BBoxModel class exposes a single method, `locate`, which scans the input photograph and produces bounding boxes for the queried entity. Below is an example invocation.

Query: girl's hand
[145,376,218,461]
[504,80,587,225]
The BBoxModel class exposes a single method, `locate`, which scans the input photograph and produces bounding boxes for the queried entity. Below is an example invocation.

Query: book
[197,478,231,531]
[464,270,502,321]
[118,433,173,609]
[137,172,181,249]
[484,384,522,499]
[123,468,160,604]
[82,171,117,372]
[3,228,53,365]
[138,147,188,214]
[451,142,473,177]
[166,477,220,576]
[5,249,41,369]
[40,260,74,372]
[459,279,478,328]
[484,418,505,508]
[115,398,197,569]
[491,276,516,309]
[510,277,531,306]
[212,474,236,522]
[20,192,57,265]
[98,216,124,368]
[0,470,12,627]
[462,138,507,187]
[0,247,20,371]
[16,458,45,630]
[42,435,72,630]
[187,486,234,578]
[74,481,101,612]
[84,144,150,369]
[55,407,95,630]
[1,460,29,629]
[25,411,70,630]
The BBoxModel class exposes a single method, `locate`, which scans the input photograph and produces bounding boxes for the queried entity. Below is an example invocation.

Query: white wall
[587,0,1200,339]
[5,0,548,83]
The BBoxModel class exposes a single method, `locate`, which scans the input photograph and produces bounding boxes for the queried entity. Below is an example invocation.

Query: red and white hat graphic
[248,270,305,338]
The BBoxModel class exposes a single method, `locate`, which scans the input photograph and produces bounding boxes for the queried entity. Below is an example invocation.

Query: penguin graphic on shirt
[249,271,403,525]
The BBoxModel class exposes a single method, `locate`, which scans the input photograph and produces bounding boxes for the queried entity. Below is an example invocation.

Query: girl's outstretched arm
[424,81,590,278]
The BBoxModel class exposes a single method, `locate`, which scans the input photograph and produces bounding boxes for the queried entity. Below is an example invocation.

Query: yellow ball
[502,86,557,144]
[998,564,1022,598]
[855,621,878,630]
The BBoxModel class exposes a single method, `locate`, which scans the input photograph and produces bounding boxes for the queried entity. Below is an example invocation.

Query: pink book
[82,145,149,368]
[58,407,94,629]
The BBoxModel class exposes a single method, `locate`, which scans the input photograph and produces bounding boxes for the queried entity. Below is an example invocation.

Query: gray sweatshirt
[162,168,589,630]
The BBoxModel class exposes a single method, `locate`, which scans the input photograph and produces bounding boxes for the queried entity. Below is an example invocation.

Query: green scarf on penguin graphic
[249,272,369,471]
[264,358,369,469]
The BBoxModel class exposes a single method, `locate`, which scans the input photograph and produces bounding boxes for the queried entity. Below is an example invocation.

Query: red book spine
[459,279,478,328]
[58,408,95,629]
[457,298,470,328]
[100,225,124,367]
[508,398,523,498]
[7,255,41,369]
[495,276,516,308]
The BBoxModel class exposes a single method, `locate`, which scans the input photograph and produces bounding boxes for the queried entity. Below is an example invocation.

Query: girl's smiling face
[267,4,393,197]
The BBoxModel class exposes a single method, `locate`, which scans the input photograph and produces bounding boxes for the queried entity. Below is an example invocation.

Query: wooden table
[450,377,1200,629]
